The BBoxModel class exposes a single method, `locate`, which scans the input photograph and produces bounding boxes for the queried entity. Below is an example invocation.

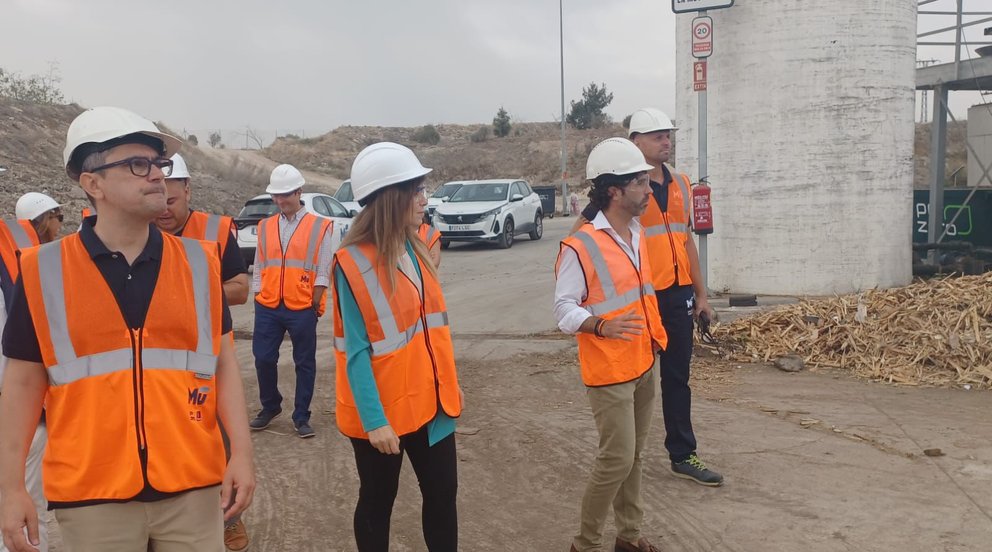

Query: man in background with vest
[0,193,61,552]
[0,106,255,552]
[250,164,332,439]
[155,152,251,551]
[573,108,723,486]
[556,138,668,552]
[156,153,249,305]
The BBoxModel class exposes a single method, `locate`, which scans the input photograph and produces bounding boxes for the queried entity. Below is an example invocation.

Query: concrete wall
[968,103,992,188]
[674,0,917,295]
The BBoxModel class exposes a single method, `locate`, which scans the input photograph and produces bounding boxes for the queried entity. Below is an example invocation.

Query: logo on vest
[188,386,211,421]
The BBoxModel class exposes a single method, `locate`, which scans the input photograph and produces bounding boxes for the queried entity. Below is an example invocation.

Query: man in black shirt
[0,106,255,552]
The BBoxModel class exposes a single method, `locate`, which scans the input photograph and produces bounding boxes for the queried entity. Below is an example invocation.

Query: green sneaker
[671,454,724,486]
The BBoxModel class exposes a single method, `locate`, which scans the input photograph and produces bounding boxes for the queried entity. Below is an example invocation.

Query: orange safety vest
[557,224,667,387]
[641,171,693,290]
[180,211,235,257]
[255,212,332,315]
[0,219,39,284]
[418,223,440,249]
[18,232,226,505]
[81,207,93,219]
[332,242,462,439]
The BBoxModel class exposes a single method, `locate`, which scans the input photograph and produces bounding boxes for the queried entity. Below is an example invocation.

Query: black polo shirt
[2,220,232,363]
[175,210,248,283]
[582,164,673,221]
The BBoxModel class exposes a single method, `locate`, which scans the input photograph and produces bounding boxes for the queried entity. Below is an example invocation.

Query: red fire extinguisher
[691,178,714,235]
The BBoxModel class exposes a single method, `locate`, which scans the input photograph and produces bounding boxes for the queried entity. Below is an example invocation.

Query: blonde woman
[332,142,463,552]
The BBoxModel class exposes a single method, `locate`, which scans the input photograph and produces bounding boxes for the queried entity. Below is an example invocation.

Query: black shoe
[671,454,724,486]
[249,409,282,431]
[295,421,315,439]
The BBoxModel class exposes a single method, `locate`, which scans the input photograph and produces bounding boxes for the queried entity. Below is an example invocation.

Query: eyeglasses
[49,211,64,222]
[629,173,650,186]
[415,185,427,199]
[87,156,174,178]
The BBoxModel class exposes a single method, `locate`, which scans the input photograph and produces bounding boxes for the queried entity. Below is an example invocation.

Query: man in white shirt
[554,138,668,552]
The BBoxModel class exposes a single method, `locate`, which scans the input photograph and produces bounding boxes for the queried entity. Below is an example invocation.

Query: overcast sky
[1,0,988,140]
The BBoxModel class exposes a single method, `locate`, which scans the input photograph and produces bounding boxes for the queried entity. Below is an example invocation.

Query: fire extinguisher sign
[692,183,714,235]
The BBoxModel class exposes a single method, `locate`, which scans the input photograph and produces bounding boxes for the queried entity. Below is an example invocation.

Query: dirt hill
[263,122,630,196]
[0,99,274,228]
[0,97,970,231]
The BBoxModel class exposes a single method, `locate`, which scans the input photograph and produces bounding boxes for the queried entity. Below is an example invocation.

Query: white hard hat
[627,107,677,137]
[586,138,654,180]
[16,192,61,221]
[63,106,182,180]
[266,164,305,194]
[166,153,191,180]
[350,142,432,203]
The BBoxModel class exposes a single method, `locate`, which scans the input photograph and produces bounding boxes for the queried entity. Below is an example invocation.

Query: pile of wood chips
[710,272,992,389]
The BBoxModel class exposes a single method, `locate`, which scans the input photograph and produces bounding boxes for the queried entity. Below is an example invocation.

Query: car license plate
[450,225,471,231]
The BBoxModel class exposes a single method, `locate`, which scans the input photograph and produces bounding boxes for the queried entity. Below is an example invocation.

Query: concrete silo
[674,0,917,295]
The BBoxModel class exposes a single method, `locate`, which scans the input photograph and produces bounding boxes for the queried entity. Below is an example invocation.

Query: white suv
[235,193,353,266]
[433,179,544,249]
[331,179,363,216]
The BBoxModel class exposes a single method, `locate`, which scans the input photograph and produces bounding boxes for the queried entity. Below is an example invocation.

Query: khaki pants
[0,422,48,552]
[54,486,223,552]
[574,365,658,552]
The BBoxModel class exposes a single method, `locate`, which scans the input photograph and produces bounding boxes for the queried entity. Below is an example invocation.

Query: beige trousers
[54,486,223,552]
[574,365,658,552]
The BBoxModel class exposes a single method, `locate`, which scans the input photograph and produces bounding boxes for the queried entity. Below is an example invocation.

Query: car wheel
[497,218,514,249]
[528,212,543,240]
[441,239,450,250]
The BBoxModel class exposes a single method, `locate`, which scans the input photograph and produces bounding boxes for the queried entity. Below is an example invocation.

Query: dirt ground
[42,217,992,551]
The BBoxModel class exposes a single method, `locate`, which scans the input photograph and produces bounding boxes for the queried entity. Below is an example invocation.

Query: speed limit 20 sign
[692,16,713,58]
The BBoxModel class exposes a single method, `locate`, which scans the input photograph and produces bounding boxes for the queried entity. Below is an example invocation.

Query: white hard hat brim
[264,183,304,194]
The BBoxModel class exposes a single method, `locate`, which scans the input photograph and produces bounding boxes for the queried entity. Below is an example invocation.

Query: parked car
[426,182,464,224]
[234,193,353,266]
[332,179,363,215]
[433,179,543,249]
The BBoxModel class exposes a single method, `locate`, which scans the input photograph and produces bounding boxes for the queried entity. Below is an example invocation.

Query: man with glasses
[0,106,255,552]
[0,193,60,552]
[249,164,332,439]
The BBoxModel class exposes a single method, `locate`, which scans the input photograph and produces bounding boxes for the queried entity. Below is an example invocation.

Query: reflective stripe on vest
[2,218,35,249]
[35,238,217,386]
[205,214,221,243]
[644,222,689,237]
[571,232,656,317]
[256,216,326,272]
[339,244,449,355]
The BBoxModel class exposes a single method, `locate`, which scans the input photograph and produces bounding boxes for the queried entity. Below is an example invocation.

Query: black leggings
[350,426,458,552]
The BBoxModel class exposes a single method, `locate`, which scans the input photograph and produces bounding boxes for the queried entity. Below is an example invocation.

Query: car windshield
[448,184,508,203]
[432,183,462,199]
[239,199,277,218]
[334,181,353,202]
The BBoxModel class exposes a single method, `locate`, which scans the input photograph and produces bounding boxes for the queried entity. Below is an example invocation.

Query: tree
[411,124,441,145]
[622,114,632,129]
[208,131,223,148]
[566,82,614,130]
[492,106,511,138]
[0,63,65,105]
[470,126,490,143]
[187,134,199,146]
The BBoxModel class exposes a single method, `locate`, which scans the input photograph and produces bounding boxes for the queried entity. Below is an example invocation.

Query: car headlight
[480,206,503,218]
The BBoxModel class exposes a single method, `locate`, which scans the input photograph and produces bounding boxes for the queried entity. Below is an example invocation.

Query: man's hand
[368,425,401,455]
[1,487,40,552]
[601,311,645,341]
[694,296,716,324]
[220,453,256,522]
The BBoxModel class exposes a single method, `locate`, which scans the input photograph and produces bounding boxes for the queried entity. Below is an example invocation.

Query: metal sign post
[693,14,711,291]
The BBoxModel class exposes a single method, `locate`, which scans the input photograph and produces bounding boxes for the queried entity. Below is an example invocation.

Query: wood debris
[710,273,992,389]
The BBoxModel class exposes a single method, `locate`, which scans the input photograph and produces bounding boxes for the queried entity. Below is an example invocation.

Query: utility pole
[560,0,568,216]
[916,59,939,123]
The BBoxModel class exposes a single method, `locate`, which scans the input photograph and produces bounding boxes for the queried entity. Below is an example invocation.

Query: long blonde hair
[339,177,437,291]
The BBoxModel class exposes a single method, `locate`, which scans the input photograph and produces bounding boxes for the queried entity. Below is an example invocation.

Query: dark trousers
[252,302,317,425]
[350,427,458,552]
[656,285,697,463]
